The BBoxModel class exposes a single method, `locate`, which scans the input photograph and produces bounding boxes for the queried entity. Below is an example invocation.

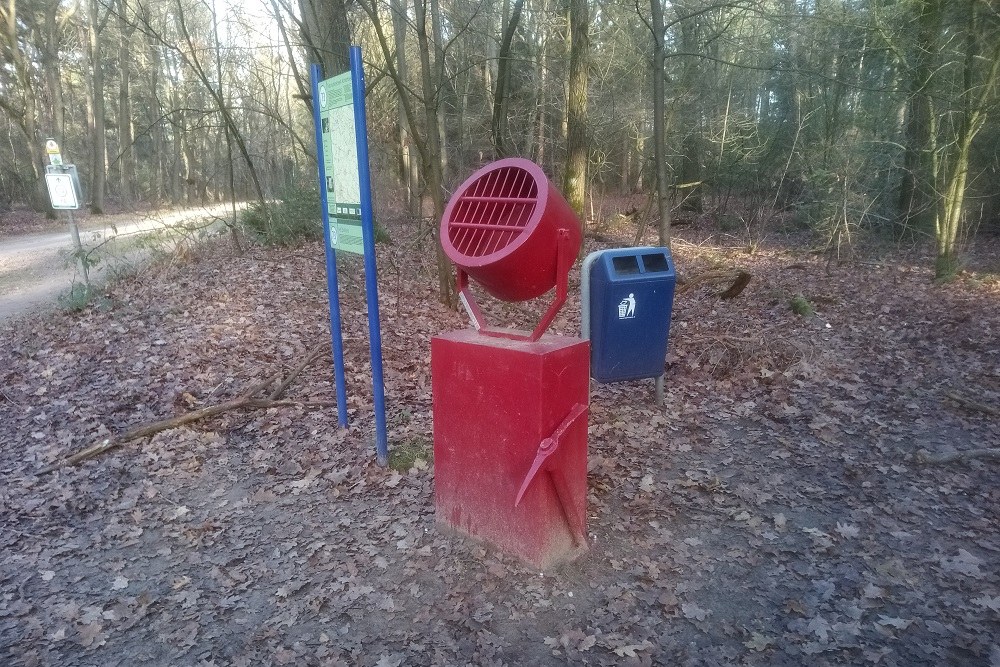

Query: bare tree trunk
[414,0,454,306]
[298,0,349,76]
[650,0,671,245]
[678,10,701,213]
[492,0,526,158]
[563,0,589,221]
[534,0,549,166]
[41,1,67,146]
[358,0,454,305]
[933,0,1000,278]
[897,0,940,234]
[87,0,107,213]
[935,141,970,276]
[430,0,449,184]
[391,0,420,217]
[116,0,136,202]
[210,0,237,210]
[141,5,166,203]
[167,58,184,204]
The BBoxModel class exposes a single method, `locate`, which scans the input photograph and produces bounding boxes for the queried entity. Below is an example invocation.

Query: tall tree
[359,0,454,305]
[298,0,349,76]
[563,0,589,220]
[391,0,420,216]
[896,0,940,233]
[116,0,137,202]
[492,0,526,158]
[1,0,51,210]
[677,4,702,213]
[414,0,453,305]
[932,0,1000,276]
[649,0,671,245]
[87,0,107,213]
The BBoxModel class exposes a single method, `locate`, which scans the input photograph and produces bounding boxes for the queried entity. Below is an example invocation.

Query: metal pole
[66,208,90,289]
[310,63,349,429]
[350,46,390,467]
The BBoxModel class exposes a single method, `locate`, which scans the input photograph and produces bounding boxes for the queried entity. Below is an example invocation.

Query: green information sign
[318,73,364,254]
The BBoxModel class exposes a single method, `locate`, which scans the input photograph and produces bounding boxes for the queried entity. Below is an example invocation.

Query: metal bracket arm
[453,228,575,342]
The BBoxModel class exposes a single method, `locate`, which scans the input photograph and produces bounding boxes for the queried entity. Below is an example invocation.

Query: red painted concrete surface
[432,329,590,569]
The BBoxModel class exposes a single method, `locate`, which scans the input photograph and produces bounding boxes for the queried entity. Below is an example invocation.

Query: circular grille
[444,165,539,259]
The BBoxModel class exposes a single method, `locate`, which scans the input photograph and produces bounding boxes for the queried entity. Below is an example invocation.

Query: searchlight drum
[440,158,582,341]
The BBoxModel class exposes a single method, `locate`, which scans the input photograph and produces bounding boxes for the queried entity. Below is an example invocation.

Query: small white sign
[618,293,636,319]
[45,173,79,209]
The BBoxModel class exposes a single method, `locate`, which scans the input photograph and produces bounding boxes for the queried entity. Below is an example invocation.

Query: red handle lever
[515,402,588,507]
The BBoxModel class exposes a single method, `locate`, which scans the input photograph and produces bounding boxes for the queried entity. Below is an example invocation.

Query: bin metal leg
[655,374,664,407]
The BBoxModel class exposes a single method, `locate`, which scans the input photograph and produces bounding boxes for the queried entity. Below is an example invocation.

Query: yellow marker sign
[45,138,62,166]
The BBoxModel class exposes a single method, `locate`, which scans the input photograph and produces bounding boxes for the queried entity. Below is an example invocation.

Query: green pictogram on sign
[318,73,364,255]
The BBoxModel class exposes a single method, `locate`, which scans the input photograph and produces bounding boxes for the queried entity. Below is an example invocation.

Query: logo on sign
[618,293,636,319]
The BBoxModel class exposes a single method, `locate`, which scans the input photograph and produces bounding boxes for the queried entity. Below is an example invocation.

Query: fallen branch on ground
[719,271,752,300]
[39,342,330,474]
[676,269,752,299]
[945,391,999,417]
[916,448,1000,465]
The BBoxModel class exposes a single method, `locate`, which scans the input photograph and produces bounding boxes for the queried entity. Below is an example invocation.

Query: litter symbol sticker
[618,293,636,319]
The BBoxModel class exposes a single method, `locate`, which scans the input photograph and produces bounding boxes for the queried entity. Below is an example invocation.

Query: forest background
[1,0,999,284]
[3,2,1000,664]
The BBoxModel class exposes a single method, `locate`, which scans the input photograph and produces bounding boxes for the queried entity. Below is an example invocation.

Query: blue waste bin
[583,247,676,383]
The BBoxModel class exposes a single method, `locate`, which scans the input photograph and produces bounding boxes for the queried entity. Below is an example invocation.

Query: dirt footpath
[0,204,239,321]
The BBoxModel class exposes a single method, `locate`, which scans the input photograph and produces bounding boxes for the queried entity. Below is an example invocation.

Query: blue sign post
[350,47,390,466]
[310,63,349,430]
[311,48,389,466]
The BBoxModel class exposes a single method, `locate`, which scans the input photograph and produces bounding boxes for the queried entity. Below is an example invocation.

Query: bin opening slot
[612,255,641,275]
[641,253,670,273]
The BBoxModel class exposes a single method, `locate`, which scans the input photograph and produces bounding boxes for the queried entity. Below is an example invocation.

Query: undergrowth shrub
[58,283,110,312]
[388,436,433,472]
[241,185,322,245]
[789,293,815,317]
[241,185,391,246]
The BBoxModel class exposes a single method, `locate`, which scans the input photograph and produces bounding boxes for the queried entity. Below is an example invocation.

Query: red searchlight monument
[432,158,590,569]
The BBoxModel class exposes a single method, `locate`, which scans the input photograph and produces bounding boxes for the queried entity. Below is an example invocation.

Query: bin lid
[597,247,675,278]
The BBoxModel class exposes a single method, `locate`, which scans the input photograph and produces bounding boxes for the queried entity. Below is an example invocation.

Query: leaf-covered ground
[1,217,999,666]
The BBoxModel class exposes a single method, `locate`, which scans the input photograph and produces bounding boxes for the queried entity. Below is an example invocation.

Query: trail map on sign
[319,73,364,254]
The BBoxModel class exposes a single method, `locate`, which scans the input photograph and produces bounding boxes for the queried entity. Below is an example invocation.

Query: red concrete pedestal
[431,329,589,569]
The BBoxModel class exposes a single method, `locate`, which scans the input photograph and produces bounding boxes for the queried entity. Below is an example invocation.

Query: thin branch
[38,342,332,474]
[917,448,1000,465]
[945,391,999,417]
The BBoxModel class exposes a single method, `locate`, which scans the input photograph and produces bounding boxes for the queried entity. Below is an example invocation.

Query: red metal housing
[441,158,582,303]
[432,329,589,569]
